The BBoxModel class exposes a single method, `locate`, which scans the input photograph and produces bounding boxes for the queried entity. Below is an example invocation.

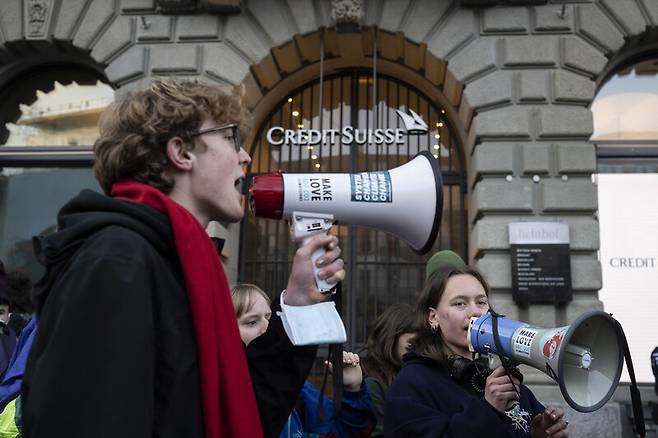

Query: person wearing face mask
[385,266,569,438]
[232,284,273,346]
[231,283,374,438]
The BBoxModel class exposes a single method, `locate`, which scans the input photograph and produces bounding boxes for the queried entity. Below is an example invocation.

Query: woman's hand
[531,406,568,438]
[484,366,520,412]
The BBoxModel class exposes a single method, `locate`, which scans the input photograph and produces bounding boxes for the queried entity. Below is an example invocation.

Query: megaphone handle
[290,211,336,294]
[308,241,335,293]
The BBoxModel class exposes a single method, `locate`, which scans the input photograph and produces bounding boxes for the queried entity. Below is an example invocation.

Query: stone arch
[2,0,655,322]
[240,27,472,169]
[0,0,125,144]
[0,39,109,144]
[238,28,473,340]
[596,27,658,89]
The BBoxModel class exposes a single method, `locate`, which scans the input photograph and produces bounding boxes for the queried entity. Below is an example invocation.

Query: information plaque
[509,222,572,305]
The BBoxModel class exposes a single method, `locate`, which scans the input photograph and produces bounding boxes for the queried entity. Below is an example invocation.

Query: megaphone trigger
[290,211,336,293]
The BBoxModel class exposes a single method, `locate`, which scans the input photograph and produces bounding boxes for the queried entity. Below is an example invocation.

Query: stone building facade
[1,0,657,436]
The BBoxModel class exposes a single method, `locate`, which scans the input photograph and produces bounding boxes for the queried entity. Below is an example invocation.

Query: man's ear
[165,137,194,171]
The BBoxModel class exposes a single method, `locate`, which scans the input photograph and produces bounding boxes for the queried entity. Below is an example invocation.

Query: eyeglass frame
[190,123,242,152]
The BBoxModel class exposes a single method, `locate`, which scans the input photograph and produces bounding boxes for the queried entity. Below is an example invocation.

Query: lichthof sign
[266,109,429,146]
[508,222,572,305]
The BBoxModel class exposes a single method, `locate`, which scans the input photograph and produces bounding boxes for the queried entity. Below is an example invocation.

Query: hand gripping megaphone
[248,151,443,292]
[468,310,624,413]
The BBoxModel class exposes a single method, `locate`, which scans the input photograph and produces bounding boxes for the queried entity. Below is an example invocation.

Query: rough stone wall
[2,0,658,436]
[2,0,656,321]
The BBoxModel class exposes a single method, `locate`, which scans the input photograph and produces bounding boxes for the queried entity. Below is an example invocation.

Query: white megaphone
[468,310,624,412]
[249,151,443,292]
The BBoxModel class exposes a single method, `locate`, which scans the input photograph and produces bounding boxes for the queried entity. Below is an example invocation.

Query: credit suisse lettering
[266,126,405,146]
[609,257,656,268]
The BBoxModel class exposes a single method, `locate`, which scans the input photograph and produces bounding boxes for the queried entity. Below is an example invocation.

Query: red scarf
[112,180,263,438]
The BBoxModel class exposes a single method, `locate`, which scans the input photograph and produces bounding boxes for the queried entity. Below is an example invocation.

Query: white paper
[277,295,347,346]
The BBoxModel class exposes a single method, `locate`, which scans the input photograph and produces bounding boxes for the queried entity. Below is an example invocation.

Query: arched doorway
[240,70,467,347]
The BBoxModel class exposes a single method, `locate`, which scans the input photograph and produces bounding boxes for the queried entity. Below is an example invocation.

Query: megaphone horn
[249,151,443,291]
[468,310,624,413]
[249,151,443,253]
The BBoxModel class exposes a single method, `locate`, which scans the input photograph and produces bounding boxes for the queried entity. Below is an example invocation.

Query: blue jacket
[0,317,36,412]
[385,352,545,438]
[279,381,374,438]
[0,323,17,381]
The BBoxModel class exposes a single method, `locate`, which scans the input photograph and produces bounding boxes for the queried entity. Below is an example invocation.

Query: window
[0,167,99,279]
[0,79,109,286]
[592,56,658,382]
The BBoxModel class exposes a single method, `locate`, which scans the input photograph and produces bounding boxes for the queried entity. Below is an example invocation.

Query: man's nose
[239,147,252,165]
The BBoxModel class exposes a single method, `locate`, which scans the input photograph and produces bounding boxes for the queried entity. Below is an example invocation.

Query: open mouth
[235,176,245,193]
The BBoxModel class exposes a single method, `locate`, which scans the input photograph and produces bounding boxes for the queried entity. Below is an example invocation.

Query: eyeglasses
[191,123,242,152]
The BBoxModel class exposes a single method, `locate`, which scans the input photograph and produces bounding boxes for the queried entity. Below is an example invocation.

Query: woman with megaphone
[384,266,569,438]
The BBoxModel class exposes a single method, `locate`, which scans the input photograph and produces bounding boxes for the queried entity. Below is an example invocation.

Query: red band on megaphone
[249,172,284,219]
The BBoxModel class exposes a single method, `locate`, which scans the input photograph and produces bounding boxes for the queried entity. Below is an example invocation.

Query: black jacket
[385,352,545,438]
[22,189,317,438]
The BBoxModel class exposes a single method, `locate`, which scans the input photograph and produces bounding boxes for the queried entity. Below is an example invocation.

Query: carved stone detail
[331,0,363,30]
[26,0,53,39]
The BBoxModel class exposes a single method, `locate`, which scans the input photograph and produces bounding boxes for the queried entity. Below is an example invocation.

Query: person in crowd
[424,249,467,281]
[0,263,10,327]
[359,249,467,436]
[232,283,273,346]
[0,267,36,437]
[21,79,346,438]
[0,295,8,327]
[231,283,374,438]
[0,317,37,437]
[0,263,17,381]
[385,266,569,438]
[6,271,34,336]
[0,294,15,381]
[651,347,658,395]
[360,304,415,438]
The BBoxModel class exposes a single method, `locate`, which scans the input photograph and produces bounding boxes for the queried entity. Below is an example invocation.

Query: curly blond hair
[93,79,251,194]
